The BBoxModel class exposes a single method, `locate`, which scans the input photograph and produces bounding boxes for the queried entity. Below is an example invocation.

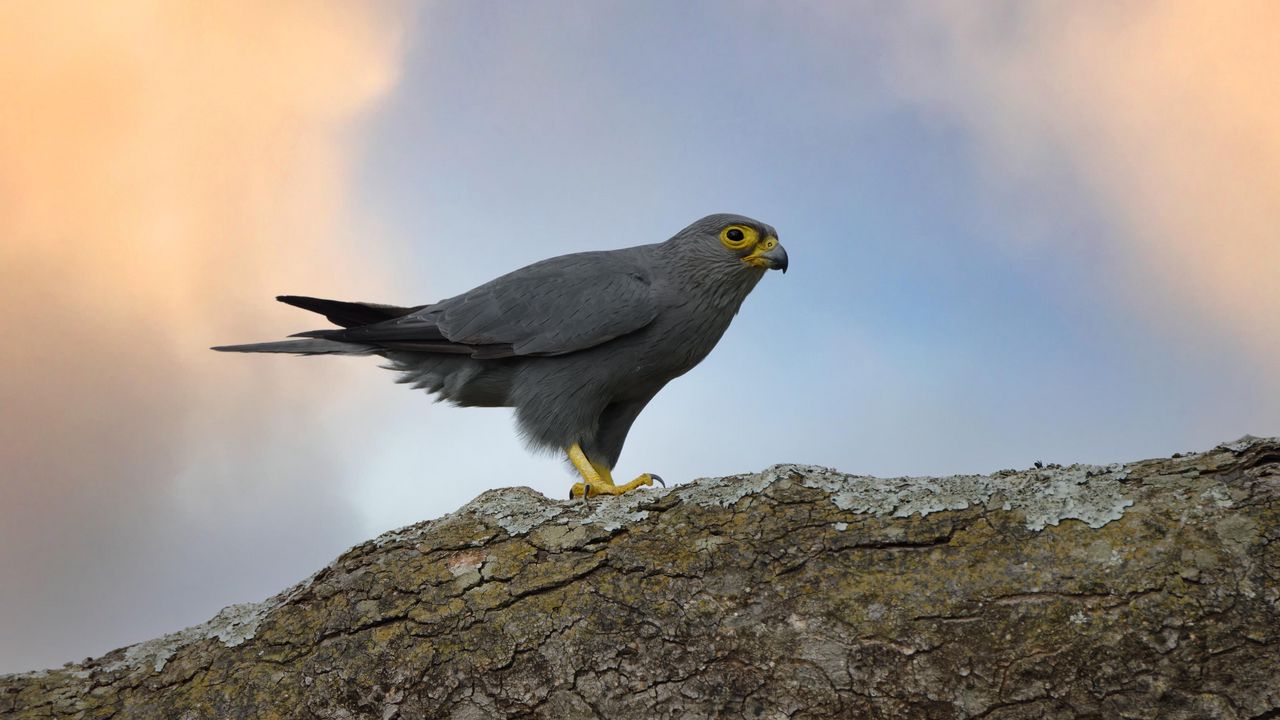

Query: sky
[1,0,1276,674]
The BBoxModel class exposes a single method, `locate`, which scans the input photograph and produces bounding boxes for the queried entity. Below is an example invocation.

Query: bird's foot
[565,442,665,501]
[569,473,664,499]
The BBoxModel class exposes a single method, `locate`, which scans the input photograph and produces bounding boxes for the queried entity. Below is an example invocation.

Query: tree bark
[4,437,1279,719]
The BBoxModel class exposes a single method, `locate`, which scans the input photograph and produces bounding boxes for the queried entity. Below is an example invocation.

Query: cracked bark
[3,438,1279,719]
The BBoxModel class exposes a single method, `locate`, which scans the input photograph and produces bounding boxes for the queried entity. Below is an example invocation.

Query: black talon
[650,474,665,487]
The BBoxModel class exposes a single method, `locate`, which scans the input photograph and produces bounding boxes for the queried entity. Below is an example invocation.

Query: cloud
[874,2,1280,372]
[0,1,407,672]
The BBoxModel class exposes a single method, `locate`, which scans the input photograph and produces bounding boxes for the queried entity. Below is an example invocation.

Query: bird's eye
[719,225,756,250]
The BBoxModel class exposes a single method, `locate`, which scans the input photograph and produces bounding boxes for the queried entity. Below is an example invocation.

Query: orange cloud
[0,1,408,670]
[0,0,408,466]
[881,2,1280,370]
[0,1,403,336]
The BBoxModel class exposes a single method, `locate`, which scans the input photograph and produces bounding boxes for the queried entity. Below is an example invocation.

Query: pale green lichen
[464,488,566,535]
[455,483,662,535]
[571,490,655,532]
[676,470,777,508]
[782,462,1133,531]
[101,600,272,673]
[1219,434,1267,453]
[461,459,1137,535]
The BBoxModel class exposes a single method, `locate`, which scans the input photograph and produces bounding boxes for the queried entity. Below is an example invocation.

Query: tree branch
[4,437,1279,719]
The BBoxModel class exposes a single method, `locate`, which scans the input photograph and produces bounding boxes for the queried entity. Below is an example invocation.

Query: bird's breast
[623,299,736,381]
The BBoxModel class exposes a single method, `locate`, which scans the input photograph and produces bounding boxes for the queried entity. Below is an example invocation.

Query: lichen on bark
[3,437,1279,719]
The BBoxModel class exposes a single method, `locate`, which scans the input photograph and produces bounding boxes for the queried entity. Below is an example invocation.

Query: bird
[213,213,788,499]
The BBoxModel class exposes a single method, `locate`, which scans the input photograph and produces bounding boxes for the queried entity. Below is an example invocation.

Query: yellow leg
[567,443,664,499]
[590,460,615,485]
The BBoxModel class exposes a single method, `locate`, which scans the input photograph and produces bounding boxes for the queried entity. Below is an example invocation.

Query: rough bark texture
[4,438,1279,719]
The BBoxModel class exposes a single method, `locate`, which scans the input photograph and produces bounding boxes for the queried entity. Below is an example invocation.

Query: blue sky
[2,1,1276,674]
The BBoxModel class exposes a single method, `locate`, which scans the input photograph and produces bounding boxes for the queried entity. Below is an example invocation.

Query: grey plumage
[214,213,787,476]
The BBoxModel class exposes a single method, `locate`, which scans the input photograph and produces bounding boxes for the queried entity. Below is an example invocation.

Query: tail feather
[211,339,377,355]
[276,295,423,328]
[213,295,423,356]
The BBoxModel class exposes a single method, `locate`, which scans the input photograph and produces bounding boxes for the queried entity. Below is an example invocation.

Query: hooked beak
[745,242,789,273]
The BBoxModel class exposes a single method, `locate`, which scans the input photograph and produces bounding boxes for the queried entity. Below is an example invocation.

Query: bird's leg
[590,459,616,486]
[567,444,613,499]
[567,443,664,499]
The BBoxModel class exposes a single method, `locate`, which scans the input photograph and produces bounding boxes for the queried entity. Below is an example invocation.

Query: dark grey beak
[760,244,789,273]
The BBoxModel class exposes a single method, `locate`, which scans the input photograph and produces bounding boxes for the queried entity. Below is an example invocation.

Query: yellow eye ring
[719,224,757,250]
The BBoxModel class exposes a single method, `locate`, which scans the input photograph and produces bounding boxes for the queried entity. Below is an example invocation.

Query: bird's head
[670,213,789,275]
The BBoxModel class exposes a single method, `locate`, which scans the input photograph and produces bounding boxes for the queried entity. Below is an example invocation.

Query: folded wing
[300,252,659,359]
